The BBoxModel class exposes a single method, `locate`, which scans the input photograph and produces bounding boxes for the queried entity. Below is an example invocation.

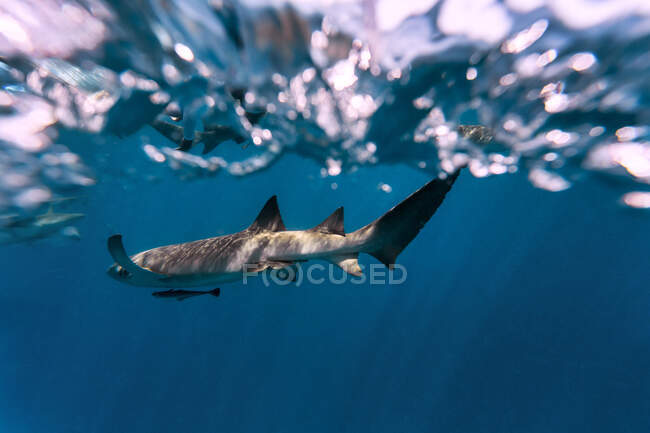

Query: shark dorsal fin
[309,207,345,236]
[249,195,286,232]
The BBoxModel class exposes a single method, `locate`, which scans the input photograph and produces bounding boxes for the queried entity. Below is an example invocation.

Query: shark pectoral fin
[107,235,135,270]
[245,263,268,273]
[327,254,362,277]
[107,235,169,280]
[248,260,294,273]
[248,260,298,281]
[267,261,294,269]
[61,226,81,240]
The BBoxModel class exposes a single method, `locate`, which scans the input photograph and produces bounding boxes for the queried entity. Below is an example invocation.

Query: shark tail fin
[210,288,221,298]
[356,169,462,268]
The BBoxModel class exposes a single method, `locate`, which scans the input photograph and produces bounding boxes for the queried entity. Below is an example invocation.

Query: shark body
[0,206,84,245]
[107,170,461,288]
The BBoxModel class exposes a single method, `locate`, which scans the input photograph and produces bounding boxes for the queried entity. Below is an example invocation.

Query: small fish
[150,119,245,153]
[457,124,493,145]
[152,288,220,301]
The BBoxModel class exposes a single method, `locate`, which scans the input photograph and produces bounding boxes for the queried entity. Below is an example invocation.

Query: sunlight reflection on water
[0,0,649,241]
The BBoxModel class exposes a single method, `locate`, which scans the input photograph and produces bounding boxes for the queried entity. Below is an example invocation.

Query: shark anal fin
[309,207,345,236]
[327,254,362,277]
[248,196,286,232]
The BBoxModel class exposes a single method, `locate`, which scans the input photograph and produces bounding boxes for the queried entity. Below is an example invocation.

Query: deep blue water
[1,132,649,433]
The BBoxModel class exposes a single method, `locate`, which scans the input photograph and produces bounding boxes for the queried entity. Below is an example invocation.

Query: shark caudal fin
[210,288,221,297]
[355,169,462,268]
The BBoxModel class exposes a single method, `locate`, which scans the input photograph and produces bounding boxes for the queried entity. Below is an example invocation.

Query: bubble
[616,126,641,142]
[14,187,51,208]
[326,158,342,176]
[529,168,571,192]
[143,144,166,163]
[589,126,605,137]
[311,30,328,49]
[622,192,650,209]
[544,94,570,113]
[501,19,548,53]
[174,43,194,62]
[570,52,597,72]
[387,69,402,81]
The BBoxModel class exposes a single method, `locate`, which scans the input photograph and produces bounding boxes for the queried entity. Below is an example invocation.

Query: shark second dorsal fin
[249,196,286,232]
[309,207,344,236]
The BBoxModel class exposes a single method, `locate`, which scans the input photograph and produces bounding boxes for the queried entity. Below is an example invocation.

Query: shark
[0,205,84,245]
[107,169,461,288]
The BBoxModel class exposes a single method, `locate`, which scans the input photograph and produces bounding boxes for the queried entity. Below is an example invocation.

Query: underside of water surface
[1,0,650,241]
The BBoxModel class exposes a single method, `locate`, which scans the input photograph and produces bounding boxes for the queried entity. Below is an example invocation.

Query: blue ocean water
[2,129,649,432]
[2,0,650,431]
